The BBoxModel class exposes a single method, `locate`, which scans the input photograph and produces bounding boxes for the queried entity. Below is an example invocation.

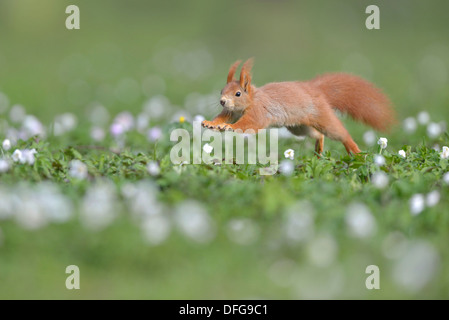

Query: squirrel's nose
[220,98,226,106]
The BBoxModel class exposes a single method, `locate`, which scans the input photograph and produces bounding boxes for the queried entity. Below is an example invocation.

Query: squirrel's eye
[235,91,241,97]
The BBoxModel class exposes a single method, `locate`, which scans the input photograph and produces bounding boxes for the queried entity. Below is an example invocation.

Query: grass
[0,122,448,299]
[1,0,449,299]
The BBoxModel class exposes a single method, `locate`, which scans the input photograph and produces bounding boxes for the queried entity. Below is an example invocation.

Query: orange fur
[239,58,254,95]
[310,73,396,131]
[227,60,242,84]
[202,59,396,155]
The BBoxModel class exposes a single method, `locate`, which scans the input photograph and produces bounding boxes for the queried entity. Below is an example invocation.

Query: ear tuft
[239,58,254,93]
[227,60,242,83]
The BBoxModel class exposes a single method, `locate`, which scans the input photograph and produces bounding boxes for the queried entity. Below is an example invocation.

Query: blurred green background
[1,0,448,122]
[1,0,449,299]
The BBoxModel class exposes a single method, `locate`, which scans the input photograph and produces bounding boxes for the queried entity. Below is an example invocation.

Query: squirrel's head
[220,58,254,112]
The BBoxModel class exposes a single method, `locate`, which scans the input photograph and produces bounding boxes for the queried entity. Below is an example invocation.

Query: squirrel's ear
[227,60,242,83]
[240,58,254,93]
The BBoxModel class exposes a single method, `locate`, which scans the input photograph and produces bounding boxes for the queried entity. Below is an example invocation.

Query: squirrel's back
[309,73,395,131]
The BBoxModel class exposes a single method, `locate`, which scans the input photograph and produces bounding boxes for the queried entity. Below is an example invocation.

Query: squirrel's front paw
[203,121,228,131]
[201,120,216,129]
[219,124,234,132]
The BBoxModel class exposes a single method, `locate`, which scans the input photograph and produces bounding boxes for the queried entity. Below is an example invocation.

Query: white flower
[147,127,162,142]
[194,115,205,123]
[88,103,110,125]
[0,159,9,173]
[9,104,26,123]
[440,146,449,159]
[22,115,45,138]
[80,181,117,230]
[12,149,23,163]
[374,154,386,166]
[426,190,440,207]
[174,200,215,243]
[279,160,294,176]
[69,160,88,180]
[11,149,36,165]
[306,234,338,267]
[35,182,73,223]
[54,113,77,136]
[417,111,430,125]
[203,143,213,154]
[121,181,162,218]
[15,199,47,230]
[144,95,170,119]
[284,202,315,243]
[90,127,105,141]
[403,117,417,133]
[136,113,150,132]
[363,130,376,146]
[5,130,18,145]
[141,214,171,246]
[113,111,134,131]
[371,171,389,189]
[284,149,294,160]
[392,241,440,293]
[147,161,160,176]
[2,139,11,151]
[110,122,125,137]
[427,122,441,139]
[22,149,37,165]
[345,203,377,238]
[377,137,388,149]
[443,172,449,185]
[410,194,425,215]
[398,150,406,158]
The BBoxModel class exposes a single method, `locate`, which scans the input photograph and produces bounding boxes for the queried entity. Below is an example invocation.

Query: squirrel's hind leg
[312,111,361,155]
[301,127,324,156]
[342,139,361,155]
[315,135,324,156]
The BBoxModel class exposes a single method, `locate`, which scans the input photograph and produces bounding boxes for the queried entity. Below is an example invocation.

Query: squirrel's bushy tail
[311,73,396,131]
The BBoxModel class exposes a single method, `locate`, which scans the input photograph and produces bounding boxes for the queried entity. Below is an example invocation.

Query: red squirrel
[201,59,395,155]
